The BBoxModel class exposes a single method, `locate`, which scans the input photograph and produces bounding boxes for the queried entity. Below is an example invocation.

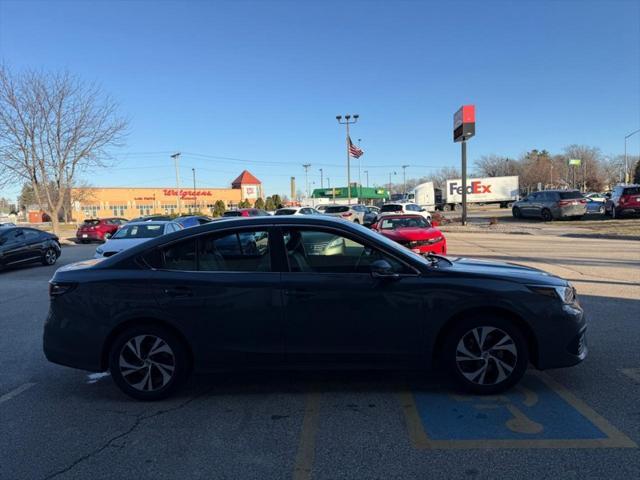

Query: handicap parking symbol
[400,371,636,449]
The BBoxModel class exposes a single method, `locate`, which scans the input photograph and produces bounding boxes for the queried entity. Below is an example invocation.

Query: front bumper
[536,302,587,369]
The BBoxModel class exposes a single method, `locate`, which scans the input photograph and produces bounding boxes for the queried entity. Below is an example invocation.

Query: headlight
[530,285,576,304]
[96,248,103,254]
[427,236,444,244]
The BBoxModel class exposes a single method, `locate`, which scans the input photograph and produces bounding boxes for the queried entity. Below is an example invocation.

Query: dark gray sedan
[44,216,586,400]
[512,190,587,221]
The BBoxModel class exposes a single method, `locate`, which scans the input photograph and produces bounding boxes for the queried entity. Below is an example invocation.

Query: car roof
[379,214,424,218]
[123,221,174,226]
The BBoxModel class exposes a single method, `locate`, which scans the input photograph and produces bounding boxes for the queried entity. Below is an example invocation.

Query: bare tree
[0,66,127,233]
[474,154,517,177]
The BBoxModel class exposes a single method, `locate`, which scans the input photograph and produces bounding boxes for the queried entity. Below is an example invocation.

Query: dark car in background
[76,218,128,243]
[512,190,586,221]
[223,208,270,217]
[1,227,61,270]
[44,216,586,401]
[174,215,213,228]
[606,184,640,218]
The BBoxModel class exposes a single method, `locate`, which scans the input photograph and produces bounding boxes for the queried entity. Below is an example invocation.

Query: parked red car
[76,218,128,243]
[222,208,270,217]
[372,214,447,255]
[606,184,640,218]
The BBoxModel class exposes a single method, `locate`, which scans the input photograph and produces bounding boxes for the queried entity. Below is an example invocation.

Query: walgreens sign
[163,189,213,198]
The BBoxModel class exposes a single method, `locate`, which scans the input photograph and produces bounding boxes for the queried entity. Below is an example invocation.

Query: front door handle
[163,286,193,298]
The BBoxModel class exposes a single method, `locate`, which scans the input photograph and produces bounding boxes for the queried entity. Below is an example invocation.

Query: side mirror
[370,259,399,279]
[370,223,378,230]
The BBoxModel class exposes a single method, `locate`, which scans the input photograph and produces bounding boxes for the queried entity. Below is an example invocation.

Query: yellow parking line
[292,392,322,480]
[399,371,637,449]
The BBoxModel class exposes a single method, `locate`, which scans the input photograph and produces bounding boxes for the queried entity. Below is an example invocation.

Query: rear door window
[380,204,402,213]
[325,206,350,214]
[559,191,583,200]
[200,230,271,272]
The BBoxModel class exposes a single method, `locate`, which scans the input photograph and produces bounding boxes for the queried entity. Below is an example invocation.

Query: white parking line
[621,368,640,383]
[86,372,110,384]
[0,383,36,404]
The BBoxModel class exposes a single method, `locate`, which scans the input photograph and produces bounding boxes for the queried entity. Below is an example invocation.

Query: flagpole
[336,114,359,206]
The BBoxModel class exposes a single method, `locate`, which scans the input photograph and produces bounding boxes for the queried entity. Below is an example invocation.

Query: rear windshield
[223,211,242,217]
[112,224,164,239]
[623,187,640,195]
[325,206,349,213]
[559,191,583,200]
[275,209,296,215]
[83,219,100,225]
[380,204,402,212]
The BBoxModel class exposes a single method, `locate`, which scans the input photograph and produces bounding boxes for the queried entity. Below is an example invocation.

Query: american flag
[348,136,363,158]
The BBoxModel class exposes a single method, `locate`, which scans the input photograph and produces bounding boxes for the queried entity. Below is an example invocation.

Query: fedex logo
[449,181,492,195]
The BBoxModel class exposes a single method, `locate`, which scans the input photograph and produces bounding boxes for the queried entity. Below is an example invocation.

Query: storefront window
[111,205,127,216]
[81,205,99,218]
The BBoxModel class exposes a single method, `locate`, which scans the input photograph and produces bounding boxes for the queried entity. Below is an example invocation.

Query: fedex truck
[406,176,519,211]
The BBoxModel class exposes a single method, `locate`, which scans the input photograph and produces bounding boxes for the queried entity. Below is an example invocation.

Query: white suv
[378,202,432,221]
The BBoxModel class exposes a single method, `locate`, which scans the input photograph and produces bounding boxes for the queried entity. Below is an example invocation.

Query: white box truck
[406,176,519,211]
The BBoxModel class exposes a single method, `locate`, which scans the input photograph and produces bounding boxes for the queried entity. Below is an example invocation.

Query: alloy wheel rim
[45,249,56,264]
[455,326,518,386]
[119,335,176,392]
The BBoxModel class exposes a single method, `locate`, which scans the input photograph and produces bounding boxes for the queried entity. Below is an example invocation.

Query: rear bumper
[76,231,103,241]
[556,206,587,218]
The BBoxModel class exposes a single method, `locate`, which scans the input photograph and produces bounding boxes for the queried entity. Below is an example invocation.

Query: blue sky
[1,0,639,199]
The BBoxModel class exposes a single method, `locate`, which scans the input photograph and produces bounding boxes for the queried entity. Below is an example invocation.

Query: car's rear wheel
[443,316,528,394]
[109,325,190,401]
[541,209,553,221]
[598,205,605,214]
[612,206,620,219]
[512,207,521,219]
[42,248,58,266]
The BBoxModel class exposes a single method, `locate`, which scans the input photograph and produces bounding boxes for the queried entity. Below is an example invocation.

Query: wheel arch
[431,306,539,368]
[100,317,194,371]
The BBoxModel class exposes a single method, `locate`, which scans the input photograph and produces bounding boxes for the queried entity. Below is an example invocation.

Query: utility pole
[388,171,396,200]
[401,165,409,195]
[171,152,181,215]
[364,170,369,188]
[192,168,197,212]
[624,128,640,183]
[319,168,324,189]
[302,164,311,202]
[336,114,359,204]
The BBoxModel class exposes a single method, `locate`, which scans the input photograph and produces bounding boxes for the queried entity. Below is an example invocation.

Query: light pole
[171,152,181,215]
[401,165,409,195]
[624,128,640,183]
[302,164,311,202]
[192,168,197,212]
[319,168,324,189]
[336,114,359,204]
[364,170,369,188]
[388,171,397,200]
[358,138,362,202]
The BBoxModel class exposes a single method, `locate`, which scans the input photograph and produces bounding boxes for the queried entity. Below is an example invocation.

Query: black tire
[512,207,522,219]
[598,205,605,215]
[42,247,58,266]
[353,219,360,224]
[442,315,529,395]
[109,324,190,401]
[612,206,620,219]
[541,209,553,222]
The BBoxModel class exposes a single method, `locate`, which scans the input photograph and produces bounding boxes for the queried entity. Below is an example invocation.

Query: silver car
[94,221,182,258]
[512,190,586,221]
[322,204,367,224]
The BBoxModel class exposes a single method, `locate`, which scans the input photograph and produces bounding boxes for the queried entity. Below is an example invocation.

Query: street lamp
[364,170,369,188]
[401,165,409,195]
[336,114,360,204]
[302,164,311,201]
[319,168,324,189]
[388,171,397,200]
[624,128,640,183]
[171,152,181,214]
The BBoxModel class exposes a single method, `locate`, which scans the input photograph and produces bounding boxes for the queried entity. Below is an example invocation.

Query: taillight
[341,212,352,217]
[558,200,571,206]
[620,196,627,204]
[49,282,77,297]
[579,199,586,204]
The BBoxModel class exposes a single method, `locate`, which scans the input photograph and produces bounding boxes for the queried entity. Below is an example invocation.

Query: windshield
[380,204,402,212]
[112,223,165,239]
[82,219,100,226]
[380,216,429,230]
[559,191,584,199]
[275,209,297,215]
[325,206,349,213]
[623,187,640,195]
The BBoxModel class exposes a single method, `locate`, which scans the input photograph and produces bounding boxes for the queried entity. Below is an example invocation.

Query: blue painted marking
[413,374,606,440]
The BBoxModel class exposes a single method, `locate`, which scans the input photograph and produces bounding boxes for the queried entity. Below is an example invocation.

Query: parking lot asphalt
[1,235,639,480]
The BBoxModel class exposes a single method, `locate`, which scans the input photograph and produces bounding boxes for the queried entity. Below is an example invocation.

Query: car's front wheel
[42,248,58,266]
[109,325,190,401]
[443,316,528,394]
[512,207,521,219]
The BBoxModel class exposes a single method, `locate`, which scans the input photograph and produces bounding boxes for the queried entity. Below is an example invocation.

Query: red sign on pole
[453,105,475,142]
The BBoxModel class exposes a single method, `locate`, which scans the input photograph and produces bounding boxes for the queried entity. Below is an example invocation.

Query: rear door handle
[163,286,193,298]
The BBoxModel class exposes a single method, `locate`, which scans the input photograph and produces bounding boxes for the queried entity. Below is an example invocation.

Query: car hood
[446,257,567,286]
[380,227,442,242]
[100,237,152,252]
